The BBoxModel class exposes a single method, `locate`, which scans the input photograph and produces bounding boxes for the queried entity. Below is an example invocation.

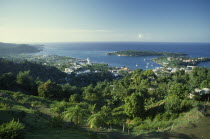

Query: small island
[107,50,186,57]
[152,56,210,67]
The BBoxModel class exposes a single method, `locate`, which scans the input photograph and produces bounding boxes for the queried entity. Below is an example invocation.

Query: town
[4,54,210,78]
[3,54,133,77]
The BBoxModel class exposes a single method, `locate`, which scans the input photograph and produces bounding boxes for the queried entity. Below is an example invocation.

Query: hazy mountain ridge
[0,42,43,55]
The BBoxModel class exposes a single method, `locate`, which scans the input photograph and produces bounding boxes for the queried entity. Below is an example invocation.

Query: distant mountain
[0,42,43,55]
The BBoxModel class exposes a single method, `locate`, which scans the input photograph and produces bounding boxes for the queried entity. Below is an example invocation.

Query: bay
[35,42,210,70]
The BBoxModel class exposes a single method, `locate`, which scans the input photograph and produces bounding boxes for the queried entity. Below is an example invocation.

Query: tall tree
[88,112,105,128]
[64,105,87,125]
[38,80,63,98]
[124,93,145,118]
[16,70,36,92]
[0,72,16,89]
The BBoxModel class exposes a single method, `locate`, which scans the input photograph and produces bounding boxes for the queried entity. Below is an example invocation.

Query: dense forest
[107,50,186,57]
[0,58,210,138]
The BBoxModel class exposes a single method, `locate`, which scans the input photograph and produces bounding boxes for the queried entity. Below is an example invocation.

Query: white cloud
[70,29,113,33]
[0,27,115,43]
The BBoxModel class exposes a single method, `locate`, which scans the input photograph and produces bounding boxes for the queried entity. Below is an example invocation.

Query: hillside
[0,57,210,138]
[1,90,209,139]
[0,90,108,139]
[0,58,67,83]
[0,42,43,55]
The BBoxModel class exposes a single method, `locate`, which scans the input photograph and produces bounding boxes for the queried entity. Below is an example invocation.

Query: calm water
[35,42,210,70]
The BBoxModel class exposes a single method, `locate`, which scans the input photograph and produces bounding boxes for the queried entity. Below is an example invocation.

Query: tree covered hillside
[0,42,43,55]
[0,58,210,138]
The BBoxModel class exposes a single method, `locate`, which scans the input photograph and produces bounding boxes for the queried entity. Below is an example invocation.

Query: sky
[0,0,210,43]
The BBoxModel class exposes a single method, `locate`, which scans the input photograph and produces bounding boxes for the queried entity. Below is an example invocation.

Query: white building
[87,58,91,65]
[64,68,74,73]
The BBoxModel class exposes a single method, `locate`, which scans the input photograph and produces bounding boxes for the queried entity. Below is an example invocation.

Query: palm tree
[64,105,87,125]
[88,112,105,128]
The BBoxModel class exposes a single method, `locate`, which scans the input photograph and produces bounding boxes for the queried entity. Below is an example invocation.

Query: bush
[69,94,81,103]
[0,98,14,109]
[0,72,16,89]
[165,95,182,113]
[133,118,173,133]
[13,92,25,102]
[0,119,25,139]
[48,116,64,128]
[16,70,36,92]
[38,80,63,99]
[180,99,193,112]
[50,101,69,115]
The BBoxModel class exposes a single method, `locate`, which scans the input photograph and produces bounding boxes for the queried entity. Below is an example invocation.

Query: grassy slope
[0,90,94,139]
[174,104,210,139]
[1,90,210,139]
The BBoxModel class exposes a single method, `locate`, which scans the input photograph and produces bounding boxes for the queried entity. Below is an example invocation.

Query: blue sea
[35,42,210,70]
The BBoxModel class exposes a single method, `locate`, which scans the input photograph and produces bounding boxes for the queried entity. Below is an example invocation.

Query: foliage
[0,72,16,89]
[83,84,101,102]
[63,105,88,125]
[200,80,209,88]
[69,71,115,87]
[85,63,110,71]
[69,94,81,103]
[88,112,106,128]
[107,50,186,57]
[50,101,69,115]
[0,119,25,139]
[165,95,182,113]
[124,93,145,118]
[48,116,64,128]
[0,42,42,55]
[0,56,209,137]
[169,83,188,98]
[38,80,63,98]
[62,83,78,98]
[0,58,67,83]
[16,70,36,92]
[165,95,193,114]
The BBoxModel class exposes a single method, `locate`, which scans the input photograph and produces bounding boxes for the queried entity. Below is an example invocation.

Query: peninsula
[107,50,186,57]
[152,56,210,67]
[0,42,43,55]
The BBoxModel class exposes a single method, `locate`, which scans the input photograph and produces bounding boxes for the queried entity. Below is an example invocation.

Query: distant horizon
[1,41,210,45]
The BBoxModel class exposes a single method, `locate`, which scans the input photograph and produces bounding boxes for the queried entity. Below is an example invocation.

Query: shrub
[69,94,80,103]
[165,95,182,113]
[16,70,36,92]
[0,98,14,109]
[133,118,173,133]
[161,112,172,120]
[180,99,193,112]
[48,116,64,128]
[0,119,25,139]
[50,101,69,115]
[154,114,162,122]
[13,92,24,102]
[38,80,63,99]
[0,72,16,89]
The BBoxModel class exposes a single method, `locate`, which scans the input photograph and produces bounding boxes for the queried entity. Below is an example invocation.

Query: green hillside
[0,57,210,138]
[0,42,43,55]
